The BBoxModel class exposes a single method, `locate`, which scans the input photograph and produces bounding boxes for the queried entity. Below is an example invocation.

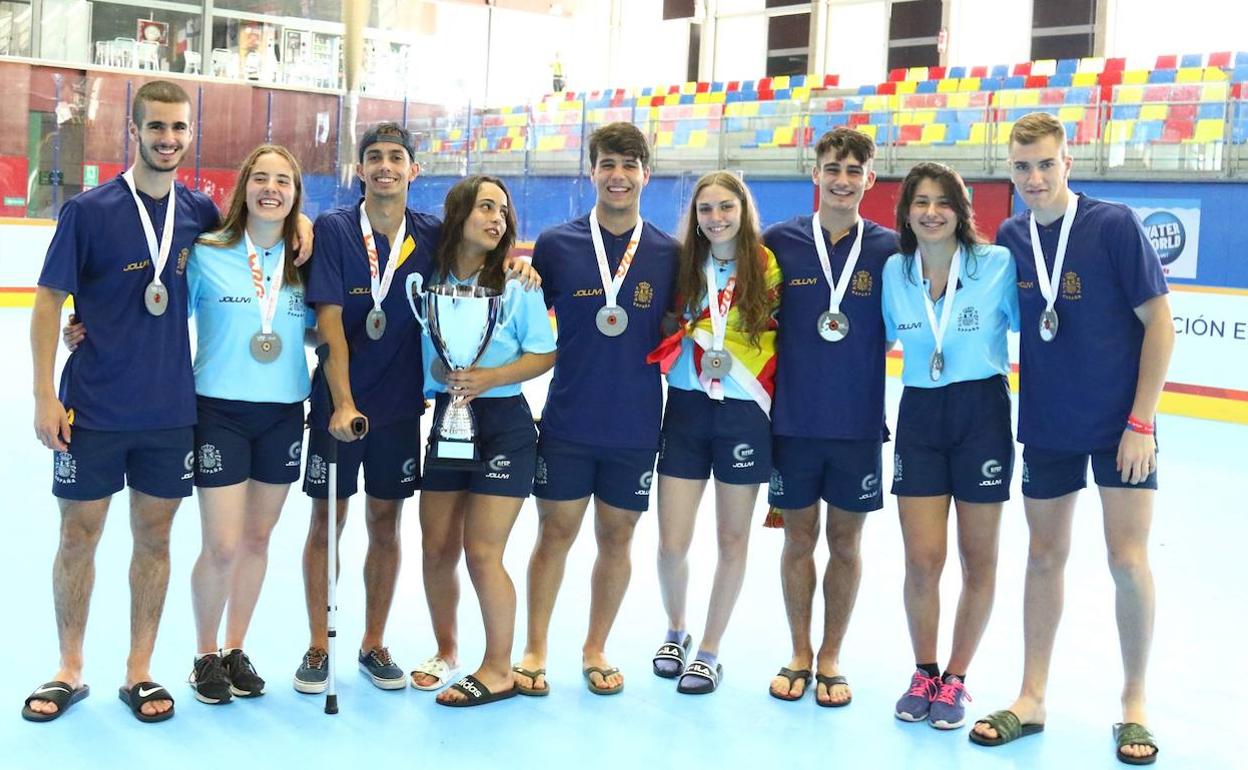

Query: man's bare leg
[769,504,819,699]
[124,489,181,718]
[814,505,866,706]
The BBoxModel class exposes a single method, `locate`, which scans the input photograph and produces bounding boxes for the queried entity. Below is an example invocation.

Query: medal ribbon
[700,258,738,400]
[589,208,644,309]
[359,203,407,312]
[122,167,178,288]
[1028,192,1079,316]
[811,216,863,316]
[244,230,286,335]
[913,244,963,361]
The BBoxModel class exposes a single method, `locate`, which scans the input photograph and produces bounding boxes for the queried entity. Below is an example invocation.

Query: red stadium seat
[1025,75,1049,89]
[1143,85,1170,101]
[898,124,922,143]
[726,81,741,91]
[1040,88,1065,104]
[758,77,773,91]
[1103,57,1126,72]
[1162,117,1194,141]
[1208,51,1232,68]
[888,68,906,82]
[848,112,869,127]
[696,82,710,93]
[825,98,844,111]
[1168,104,1197,121]
[1154,54,1178,70]
[1013,62,1032,76]
[877,82,897,95]
[929,66,946,80]
[970,66,988,78]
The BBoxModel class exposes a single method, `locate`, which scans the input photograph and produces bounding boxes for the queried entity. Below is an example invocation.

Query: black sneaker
[222,649,266,697]
[188,653,233,705]
[293,647,328,694]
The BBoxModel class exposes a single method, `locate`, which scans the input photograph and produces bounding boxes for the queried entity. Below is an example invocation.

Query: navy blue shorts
[303,418,421,500]
[1021,443,1159,499]
[533,434,657,513]
[891,375,1015,503]
[422,394,538,498]
[769,435,884,513]
[194,396,305,487]
[52,426,195,501]
[657,387,771,485]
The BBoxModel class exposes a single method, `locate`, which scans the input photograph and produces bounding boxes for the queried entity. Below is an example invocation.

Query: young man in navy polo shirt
[970,113,1172,765]
[511,123,678,695]
[26,81,221,723]
[764,128,899,706]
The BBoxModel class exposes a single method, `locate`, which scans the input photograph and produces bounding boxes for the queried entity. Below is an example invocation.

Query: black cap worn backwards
[358,122,415,163]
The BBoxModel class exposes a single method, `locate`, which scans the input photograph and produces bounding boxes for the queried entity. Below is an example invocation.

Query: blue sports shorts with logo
[422,393,538,498]
[769,435,884,513]
[1021,443,1158,499]
[657,387,771,485]
[303,418,421,500]
[194,396,305,487]
[52,426,195,500]
[533,433,658,513]
[891,375,1014,503]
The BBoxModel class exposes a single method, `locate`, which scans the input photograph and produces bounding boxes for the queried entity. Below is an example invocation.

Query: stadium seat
[1154,54,1178,69]
[1078,57,1105,74]
[1103,57,1127,72]
[1032,59,1057,77]
[1072,72,1098,87]
[1163,117,1194,141]
[990,64,1009,78]
[1207,51,1232,68]
[1107,119,1135,142]
[1192,118,1224,142]
[888,68,906,82]
[1056,58,1078,74]
[1148,69,1177,84]
[948,66,966,79]
[1012,62,1032,76]
[1180,53,1204,68]
[1049,73,1073,87]
[970,65,988,78]
[1121,69,1149,85]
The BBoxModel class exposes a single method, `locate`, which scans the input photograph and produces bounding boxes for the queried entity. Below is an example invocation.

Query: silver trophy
[407,273,516,469]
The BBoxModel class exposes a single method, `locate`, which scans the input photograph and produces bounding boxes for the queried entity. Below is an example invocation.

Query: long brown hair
[199,144,304,286]
[895,161,985,283]
[433,175,517,292]
[676,171,769,348]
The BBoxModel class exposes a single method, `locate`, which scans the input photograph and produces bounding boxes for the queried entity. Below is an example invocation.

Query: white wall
[947,0,1030,68]
[1106,0,1248,61]
[823,1,888,88]
[713,11,769,82]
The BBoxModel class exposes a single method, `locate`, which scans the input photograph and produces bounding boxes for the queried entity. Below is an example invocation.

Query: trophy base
[426,436,482,470]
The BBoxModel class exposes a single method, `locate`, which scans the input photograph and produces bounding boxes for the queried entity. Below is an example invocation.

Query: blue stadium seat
[869,111,890,124]
[1198,103,1226,120]
[956,109,984,123]
[1134,120,1165,142]
[791,75,806,88]
[759,102,778,116]
[1115,105,1141,119]
[1004,76,1026,89]
[1056,59,1078,74]
[1049,73,1073,87]
[916,80,938,93]
[944,123,972,143]
[843,97,865,111]
[1180,53,1203,68]
[1148,69,1176,83]
[991,64,1009,78]
[936,109,957,123]
[948,66,966,79]
[858,84,876,95]
[979,77,1003,91]
[1065,86,1093,103]
[1233,118,1248,143]
[773,89,791,100]
[1232,65,1248,82]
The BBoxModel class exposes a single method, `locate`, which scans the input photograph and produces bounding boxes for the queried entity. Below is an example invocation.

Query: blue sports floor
[0,306,1237,769]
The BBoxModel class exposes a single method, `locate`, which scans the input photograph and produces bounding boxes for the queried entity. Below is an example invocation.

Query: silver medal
[929,350,944,382]
[250,331,282,363]
[701,349,731,378]
[430,358,449,385]
[366,307,387,340]
[1039,308,1059,342]
[144,281,168,316]
[596,305,628,337]
[816,310,849,342]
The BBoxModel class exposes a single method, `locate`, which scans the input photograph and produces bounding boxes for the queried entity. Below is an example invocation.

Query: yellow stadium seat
[708,92,726,103]
[725,103,743,117]
[680,81,697,94]
[688,130,708,148]
[649,106,662,120]
[773,75,791,90]
[855,124,877,140]
[1058,106,1086,122]
[1201,82,1229,101]
[1072,72,1098,87]
[773,126,795,145]
[913,110,936,124]
[664,93,680,105]
[742,102,760,117]
[694,93,712,104]
[962,122,988,144]
[1176,67,1203,83]
[1115,85,1145,103]
[895,80,917,94]
[864,95,890,112]
[957,77,981,92]
[920,123,946,144]
[1108,119,1135,143]
[907,66,929,81]
[1140,104,1168,121]
[1203,67,1228,82]
[947,92,971,109]
[937,78,959,93]
[792,87,810,101]
[1193,119,1224,143]
[655,131,674,147]
[449,128,462,140]
[1121,70,1149,85]
[995,121,1015,143]
[1017,90,1040,107]
[998,90,1019,107]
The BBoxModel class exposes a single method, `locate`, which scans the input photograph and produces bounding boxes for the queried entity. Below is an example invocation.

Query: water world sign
[1109,197,1201,280]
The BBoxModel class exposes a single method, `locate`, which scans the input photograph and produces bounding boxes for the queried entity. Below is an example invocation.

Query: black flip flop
[511,666,549,697]
[437,675,518,708]
[769,667,812,701]
[677,661,722,695]
[1113,722,1159,765]
[118,681,175,723]
[21,681,90,722]
[815,674,852,708]
[652,634,693,679]
[968,709,1045,747]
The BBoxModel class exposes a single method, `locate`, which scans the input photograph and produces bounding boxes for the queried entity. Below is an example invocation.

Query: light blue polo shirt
[420,273,556,399]
[667,260,753,402]
[188,236,312,403]
[882,243,1019,388]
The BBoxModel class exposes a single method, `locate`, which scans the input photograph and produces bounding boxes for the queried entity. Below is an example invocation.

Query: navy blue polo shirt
[764,215,898,441]
[305,201,439,430]
[38,174,220,431]
[997,194,1168,451]
[531,214,678,450]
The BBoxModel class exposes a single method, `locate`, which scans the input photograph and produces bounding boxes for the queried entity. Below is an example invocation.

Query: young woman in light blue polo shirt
[185,145,313,705]
[408,176,555,708]
[881,162,1019,732]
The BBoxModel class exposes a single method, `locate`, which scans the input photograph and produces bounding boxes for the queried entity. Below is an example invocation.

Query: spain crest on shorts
[633,281,653,309]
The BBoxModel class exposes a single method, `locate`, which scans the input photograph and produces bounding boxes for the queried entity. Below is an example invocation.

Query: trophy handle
[406,273,426,327]
[495,280,521,331]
